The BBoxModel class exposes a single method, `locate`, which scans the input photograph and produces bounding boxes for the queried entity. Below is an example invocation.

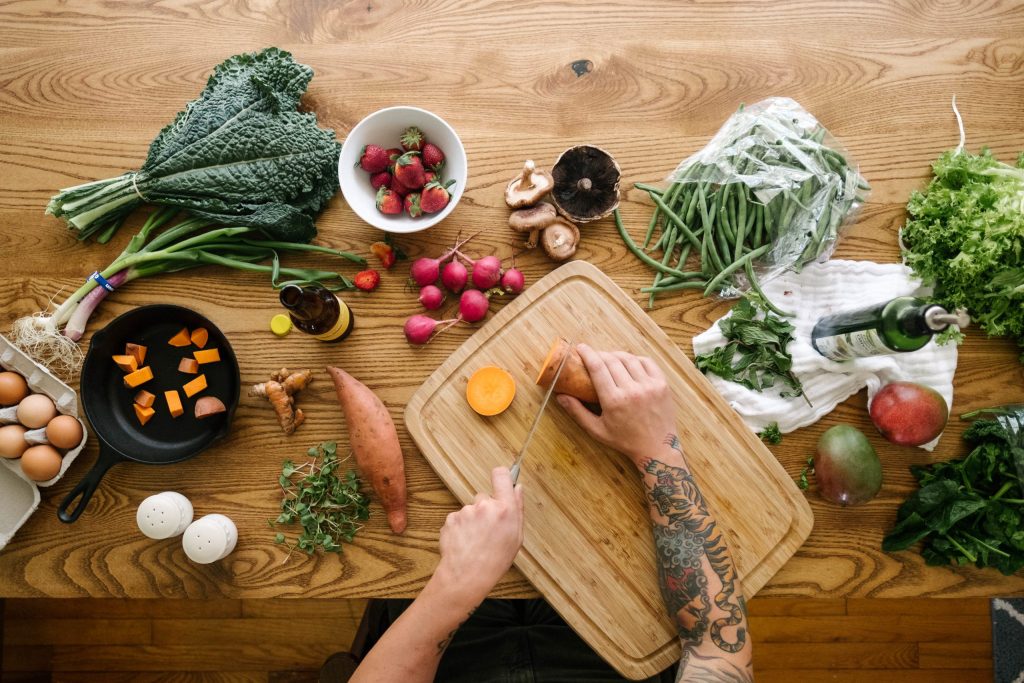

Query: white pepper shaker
[182,513,237,564]
[136,492,193,540]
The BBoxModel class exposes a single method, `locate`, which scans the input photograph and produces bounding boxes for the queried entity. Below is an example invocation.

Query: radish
[459,289,491,323]
[441,260,468,292]
[404,314,459,345]
[501,266,525,294]
[418,285,445,310]
[470,255,503,289]
[408,232,478,287]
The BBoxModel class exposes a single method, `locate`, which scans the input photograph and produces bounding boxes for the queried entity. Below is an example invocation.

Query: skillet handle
[57,443,122,523]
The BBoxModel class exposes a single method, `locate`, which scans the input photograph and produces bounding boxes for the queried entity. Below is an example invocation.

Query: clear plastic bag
[665,97,869,295]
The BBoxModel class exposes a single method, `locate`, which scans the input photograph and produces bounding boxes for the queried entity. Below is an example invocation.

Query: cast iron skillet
[58,305,240,523]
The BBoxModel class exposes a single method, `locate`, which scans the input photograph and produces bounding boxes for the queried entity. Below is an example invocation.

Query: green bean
[733,197,748,261]
[744,259,793,317]
[752,202,764,247]
[634,182,666,196]
[650,192,702,252]
[648,225,677,308]
[614,210,700,281]
[641,281,709,293]
[702,244,772,297]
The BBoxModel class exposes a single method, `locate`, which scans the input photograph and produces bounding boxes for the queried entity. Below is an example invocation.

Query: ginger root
[249,367,312,435]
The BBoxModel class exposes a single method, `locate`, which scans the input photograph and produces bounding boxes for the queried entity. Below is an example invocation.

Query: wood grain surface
[1,0,1023,601]
[407,262,813,678]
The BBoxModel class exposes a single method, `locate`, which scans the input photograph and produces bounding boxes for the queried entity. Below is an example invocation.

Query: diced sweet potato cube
[178,357,199,374]
[134,403,155,426]
[112,354,138,373]
[125,343,147,366]
[134,390,156,409]
[168,327,191,347]
[164,390,183,418]
[193,348,220,364]
[190,327,209,349]
[123,366,154,388]
[183,374,207,398]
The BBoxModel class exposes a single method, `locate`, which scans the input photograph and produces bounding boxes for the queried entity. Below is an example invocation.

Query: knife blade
[509,338,575,484]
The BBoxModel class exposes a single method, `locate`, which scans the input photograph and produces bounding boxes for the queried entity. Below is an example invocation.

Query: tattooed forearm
[644,445,747,656]
[436,608,475,655]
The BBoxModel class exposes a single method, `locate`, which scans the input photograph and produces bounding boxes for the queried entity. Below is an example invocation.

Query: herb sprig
[696,299,809,404]
[758,422,783,445]
[270,441,370,560]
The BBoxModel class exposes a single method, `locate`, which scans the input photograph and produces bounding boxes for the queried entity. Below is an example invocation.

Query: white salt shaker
[182,513,237,564]
[136,492,193,540]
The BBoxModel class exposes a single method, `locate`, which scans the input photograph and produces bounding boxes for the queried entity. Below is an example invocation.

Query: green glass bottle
[811,296,968,361]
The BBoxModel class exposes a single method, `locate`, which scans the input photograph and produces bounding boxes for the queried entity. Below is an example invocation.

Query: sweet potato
[467,366,516,416]
[536,337,598,404]
[326,366,407,534]
[195,396,227,419]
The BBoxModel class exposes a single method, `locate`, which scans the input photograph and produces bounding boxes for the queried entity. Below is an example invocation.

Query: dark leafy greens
[46,47,340,243]
[882,408,1024,575]
[695,299,807,402]
[901,149,1024,361]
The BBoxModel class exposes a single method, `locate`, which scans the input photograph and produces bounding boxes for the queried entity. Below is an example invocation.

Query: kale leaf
[47,47,340,244]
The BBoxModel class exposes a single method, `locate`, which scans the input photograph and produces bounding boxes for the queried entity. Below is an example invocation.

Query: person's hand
[434,466,524,609]
[556,344,679,466]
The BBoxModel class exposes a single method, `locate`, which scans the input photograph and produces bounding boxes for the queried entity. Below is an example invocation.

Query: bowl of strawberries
[339,106,467,233]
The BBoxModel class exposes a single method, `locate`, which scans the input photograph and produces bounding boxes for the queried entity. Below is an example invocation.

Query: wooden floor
[0,597,992,682]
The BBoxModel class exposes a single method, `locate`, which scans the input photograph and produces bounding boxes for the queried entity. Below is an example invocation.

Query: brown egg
[0,371,29,406]
[0,424,29,459]
[16,394,57,429]
[46,414,84,450]
[20,444,62,481]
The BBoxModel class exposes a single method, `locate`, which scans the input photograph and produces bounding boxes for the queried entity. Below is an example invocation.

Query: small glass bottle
[279,284,355,343]
[811,296,968,361]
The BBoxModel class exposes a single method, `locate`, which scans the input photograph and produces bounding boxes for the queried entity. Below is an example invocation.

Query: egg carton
[0,335,88,550]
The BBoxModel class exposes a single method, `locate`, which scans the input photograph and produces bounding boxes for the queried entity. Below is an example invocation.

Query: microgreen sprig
[270,441,370,562]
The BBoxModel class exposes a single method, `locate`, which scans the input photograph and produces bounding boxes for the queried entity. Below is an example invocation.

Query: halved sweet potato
[536,337,598,404]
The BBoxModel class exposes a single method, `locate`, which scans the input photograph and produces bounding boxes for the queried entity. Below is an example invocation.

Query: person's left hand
[434,466,524,609]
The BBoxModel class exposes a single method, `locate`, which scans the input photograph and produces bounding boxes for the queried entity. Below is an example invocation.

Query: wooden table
[1,0,1022,601]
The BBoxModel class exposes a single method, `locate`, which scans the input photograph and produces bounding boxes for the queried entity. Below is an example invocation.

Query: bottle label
[313,298,351,341]
[814,329,892,360]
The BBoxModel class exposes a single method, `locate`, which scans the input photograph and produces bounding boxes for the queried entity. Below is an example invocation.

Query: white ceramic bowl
[338,106,467,234]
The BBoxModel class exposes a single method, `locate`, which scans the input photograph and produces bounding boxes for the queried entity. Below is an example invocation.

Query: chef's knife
[509,338,575,484]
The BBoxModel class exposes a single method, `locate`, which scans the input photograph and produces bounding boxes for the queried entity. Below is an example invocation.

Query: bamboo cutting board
[406,261,813,679]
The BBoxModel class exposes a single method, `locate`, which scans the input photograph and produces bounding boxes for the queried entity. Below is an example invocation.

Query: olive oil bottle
[279,284,355,343]
[812,296,968,361]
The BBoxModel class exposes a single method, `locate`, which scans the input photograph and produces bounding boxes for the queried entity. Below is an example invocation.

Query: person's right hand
[556,344,680,466]
[434,466,524,610]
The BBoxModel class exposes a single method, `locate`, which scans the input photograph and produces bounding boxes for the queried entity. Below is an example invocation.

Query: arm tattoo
[644,436,747,658]
[436,608,475,655]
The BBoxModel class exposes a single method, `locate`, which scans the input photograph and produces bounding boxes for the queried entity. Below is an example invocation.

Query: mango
[813,425,882,507]
[869,381,948,447]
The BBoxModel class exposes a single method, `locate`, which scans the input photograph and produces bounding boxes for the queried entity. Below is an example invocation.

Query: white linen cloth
[691,260,958,450]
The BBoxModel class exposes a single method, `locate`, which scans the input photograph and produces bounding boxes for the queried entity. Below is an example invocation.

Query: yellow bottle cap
[270,314,293,337]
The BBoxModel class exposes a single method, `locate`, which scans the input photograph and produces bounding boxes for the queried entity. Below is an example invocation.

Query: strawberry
[404,192,423,218]
[420,179,456,214]
[388,174,409,196]
[421,142,445,171]
[400,126,424,152]
[393,151,426,190]
[370,170,392,190]
[370,241,397,269]
[386,148,402,172]
[358,144,390,173]
[423,170,437,185]
[353,269,381,292]
[375,186,403,215]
